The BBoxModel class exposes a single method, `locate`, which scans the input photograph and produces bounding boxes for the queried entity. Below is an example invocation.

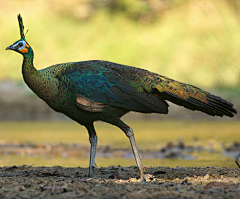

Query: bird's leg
[125,128,144,178]
[89,136,98,176]
[85,123,98,177]
[116,120,145,181]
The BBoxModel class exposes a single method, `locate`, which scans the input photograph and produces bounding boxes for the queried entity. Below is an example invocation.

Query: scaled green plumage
[6,14,237,181]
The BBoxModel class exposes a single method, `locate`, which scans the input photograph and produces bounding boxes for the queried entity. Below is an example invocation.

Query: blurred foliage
[45,0,180,22]
[1,0,240,88]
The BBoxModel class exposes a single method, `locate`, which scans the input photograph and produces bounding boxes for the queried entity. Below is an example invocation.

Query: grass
[0,120,239,168]
[0,120,239,147]
[0,153,236,168]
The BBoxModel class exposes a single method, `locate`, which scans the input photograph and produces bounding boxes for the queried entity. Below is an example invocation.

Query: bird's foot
[88,170,93,178]
[88,165,97,177]
[140,174,146,184]
[139,165,153,183]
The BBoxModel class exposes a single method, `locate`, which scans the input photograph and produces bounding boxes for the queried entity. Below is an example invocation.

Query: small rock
[153,170,166,175]
[109,172,122,179]
[181,178,188,185]
[204,182,229,190]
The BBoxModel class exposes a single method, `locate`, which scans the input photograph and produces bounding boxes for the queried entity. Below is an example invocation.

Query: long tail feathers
[101,61,237,117]
[153,78,237,117]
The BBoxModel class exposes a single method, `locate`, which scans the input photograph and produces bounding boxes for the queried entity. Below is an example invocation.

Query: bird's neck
[22,50,39,90]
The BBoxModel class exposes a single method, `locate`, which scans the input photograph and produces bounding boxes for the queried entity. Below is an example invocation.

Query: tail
[100,60,237,117]
[152,76,237,117]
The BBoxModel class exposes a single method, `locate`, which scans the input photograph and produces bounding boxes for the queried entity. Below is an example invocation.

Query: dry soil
[0,165,239,198]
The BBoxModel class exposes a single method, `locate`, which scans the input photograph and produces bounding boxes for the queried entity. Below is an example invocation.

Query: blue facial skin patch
[17,41,26,49]
[15,41,26,49]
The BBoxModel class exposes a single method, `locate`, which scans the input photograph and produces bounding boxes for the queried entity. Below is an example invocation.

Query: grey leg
[115,120,146,181]
[125,128,144,178]
[85,123,98,177]
[89,135,97,177]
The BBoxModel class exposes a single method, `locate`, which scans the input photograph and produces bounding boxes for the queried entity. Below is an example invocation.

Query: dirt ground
[0,165,239,199]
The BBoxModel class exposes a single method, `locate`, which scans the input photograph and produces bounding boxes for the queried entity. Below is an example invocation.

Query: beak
[6,45,14,50]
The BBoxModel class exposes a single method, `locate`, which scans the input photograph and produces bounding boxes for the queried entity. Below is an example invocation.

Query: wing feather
[57,61,168,113]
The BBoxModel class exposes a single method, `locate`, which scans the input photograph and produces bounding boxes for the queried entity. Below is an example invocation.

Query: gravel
[0,165,239,199]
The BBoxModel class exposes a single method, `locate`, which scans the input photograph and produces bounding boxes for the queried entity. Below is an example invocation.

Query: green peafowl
[6,14,237,180]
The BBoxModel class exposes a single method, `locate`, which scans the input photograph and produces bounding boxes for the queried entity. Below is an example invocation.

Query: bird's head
[6,39,30,54]
[6,14,32,56]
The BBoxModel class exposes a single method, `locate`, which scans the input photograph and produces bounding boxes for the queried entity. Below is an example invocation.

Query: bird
[6,14,237,180]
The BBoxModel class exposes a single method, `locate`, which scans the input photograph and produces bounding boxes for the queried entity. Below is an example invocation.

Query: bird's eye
[19,42,23,47]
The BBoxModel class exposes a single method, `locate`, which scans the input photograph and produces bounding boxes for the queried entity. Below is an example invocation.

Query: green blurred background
[0,0,239,168]
[1,0,240,88]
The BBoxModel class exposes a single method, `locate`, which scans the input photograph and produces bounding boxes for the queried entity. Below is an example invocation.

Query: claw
[140,174,146,184]
[88,165,96,177]
[139,165,153,181]
[89,172,93,178]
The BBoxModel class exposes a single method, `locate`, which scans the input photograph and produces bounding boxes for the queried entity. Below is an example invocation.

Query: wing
[57,61,168,113]
[101,60,237,117]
